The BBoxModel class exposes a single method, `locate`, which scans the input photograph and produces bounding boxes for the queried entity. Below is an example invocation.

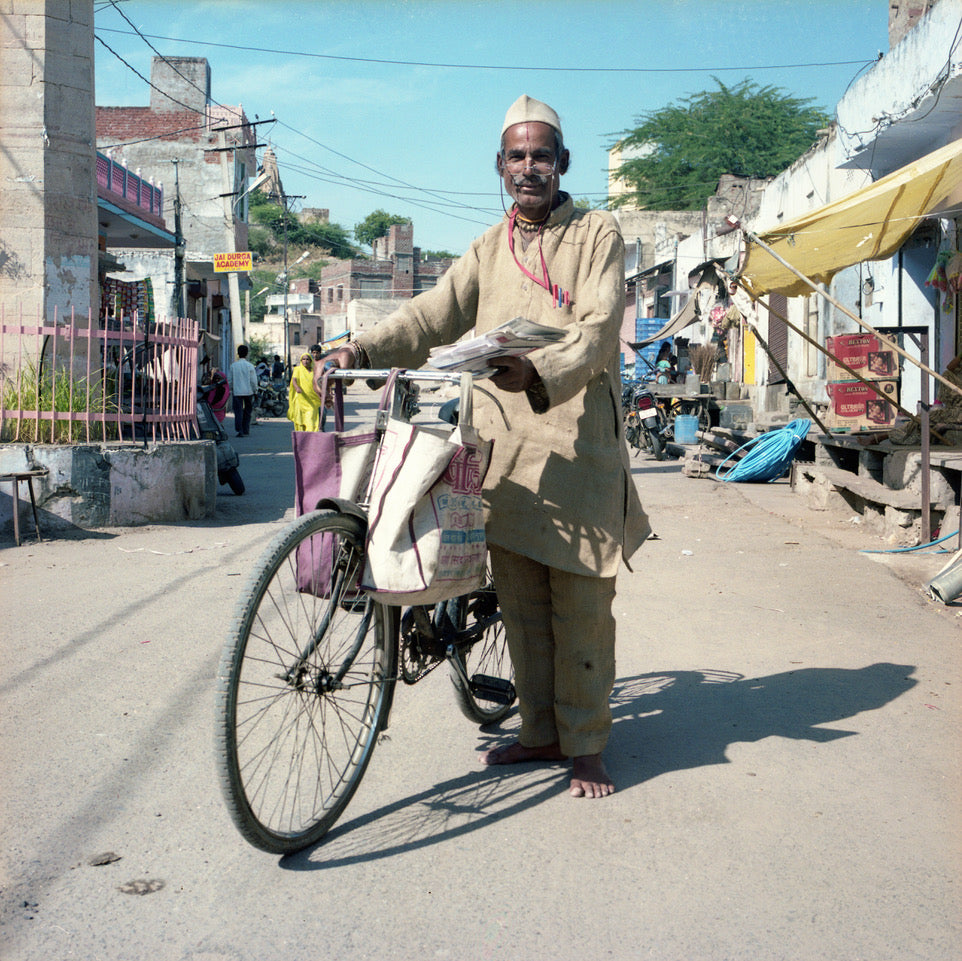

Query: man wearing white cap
[327,95,650,798]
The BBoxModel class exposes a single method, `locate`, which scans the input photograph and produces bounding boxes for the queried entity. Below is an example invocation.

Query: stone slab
[0,441,216,537]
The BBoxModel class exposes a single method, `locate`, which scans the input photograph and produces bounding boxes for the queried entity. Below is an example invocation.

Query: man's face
[498,121,566,221]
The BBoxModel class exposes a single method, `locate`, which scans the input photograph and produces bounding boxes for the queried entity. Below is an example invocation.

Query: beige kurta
[357,196,651,578]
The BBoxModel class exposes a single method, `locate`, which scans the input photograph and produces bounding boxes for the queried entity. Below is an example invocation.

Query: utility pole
[219,128,245,353]
[172,159,185,319]
[282,191,289,375]
[278,190,304,377]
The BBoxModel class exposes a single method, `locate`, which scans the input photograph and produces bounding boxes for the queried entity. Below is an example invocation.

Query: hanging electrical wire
[95,26,875,75]
[104,0,229,110]
[94,34,205,116]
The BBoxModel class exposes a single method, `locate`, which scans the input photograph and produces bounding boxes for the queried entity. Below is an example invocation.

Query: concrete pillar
[0,0,97,322]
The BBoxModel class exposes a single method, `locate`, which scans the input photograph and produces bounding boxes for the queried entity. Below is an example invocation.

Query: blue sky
[94,0,890,255]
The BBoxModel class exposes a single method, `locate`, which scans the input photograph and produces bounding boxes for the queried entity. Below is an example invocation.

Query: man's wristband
[526,377,549,413]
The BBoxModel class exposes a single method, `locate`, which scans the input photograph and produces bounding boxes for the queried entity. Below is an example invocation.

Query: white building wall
[746,137,871,407]
[836,0,962,169]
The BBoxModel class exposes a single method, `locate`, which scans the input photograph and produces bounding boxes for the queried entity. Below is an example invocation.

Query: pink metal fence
[0,306,198,445]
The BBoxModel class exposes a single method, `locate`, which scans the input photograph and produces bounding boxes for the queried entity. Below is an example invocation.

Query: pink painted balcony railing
[96,152,164,219]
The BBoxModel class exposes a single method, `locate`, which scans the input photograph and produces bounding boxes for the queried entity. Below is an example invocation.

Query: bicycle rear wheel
[446,574,515,725]
[216,510,397,854]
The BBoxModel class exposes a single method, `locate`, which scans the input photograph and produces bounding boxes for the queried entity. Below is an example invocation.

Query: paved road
[1,395,959,961]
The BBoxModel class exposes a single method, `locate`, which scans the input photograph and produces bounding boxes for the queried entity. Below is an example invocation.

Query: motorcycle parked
[623,380,671,461]
[197,381,245,495]
[254,375,289,419]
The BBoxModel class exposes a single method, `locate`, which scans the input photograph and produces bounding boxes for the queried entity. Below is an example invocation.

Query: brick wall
[315,224,453,324]
[97,107,205,144]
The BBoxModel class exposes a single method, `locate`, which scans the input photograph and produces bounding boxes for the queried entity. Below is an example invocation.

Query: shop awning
[739,136,962,298]
[629,297,697,350]
[322,330,350,348]
[629,260,729,349]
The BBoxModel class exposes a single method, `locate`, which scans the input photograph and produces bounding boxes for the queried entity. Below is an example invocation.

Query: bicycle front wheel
[216,510,397,854]
[446,575,515,725]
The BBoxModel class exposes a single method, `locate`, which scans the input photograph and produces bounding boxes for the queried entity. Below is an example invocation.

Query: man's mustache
[510,172,550,187]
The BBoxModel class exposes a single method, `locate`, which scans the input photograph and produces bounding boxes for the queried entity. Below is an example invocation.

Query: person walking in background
[228,344,258,437]
[271,354,284,387]
[201,366,230,423]
[287,352,321,431]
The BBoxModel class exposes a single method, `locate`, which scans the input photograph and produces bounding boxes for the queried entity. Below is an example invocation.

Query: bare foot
[569,754,615,798]
[479,740,566,766]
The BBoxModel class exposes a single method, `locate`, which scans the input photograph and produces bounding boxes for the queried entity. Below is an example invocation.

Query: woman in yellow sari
[287,353,321,431]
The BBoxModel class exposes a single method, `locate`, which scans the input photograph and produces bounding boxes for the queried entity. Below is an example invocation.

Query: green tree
[248,190,356,258]
[248,225,274,259]
[354,209,409,248]
[245,331,273,362]
[290,220,354,258]
[613,78,830,211]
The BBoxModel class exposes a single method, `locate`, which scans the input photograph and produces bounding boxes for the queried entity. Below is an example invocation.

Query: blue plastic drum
[674,414,699,445]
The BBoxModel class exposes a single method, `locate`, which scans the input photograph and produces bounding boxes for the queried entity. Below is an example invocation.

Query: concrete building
[96,57,256,370]
[317,222,453,338]
[0,1,98,321]
[251,222,454,356]
[654,0,962,420]
[96,149,177,323]
[262,278,322,356]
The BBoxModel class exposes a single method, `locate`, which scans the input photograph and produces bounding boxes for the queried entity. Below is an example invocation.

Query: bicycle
[215,369,516,854]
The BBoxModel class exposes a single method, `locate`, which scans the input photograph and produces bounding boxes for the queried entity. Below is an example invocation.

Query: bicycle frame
[318,367,499,713]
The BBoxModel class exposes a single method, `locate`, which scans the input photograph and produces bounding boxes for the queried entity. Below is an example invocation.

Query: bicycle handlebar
[322,365,470,387]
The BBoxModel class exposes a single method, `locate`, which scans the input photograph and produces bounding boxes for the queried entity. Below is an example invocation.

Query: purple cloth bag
[292,374,378,595]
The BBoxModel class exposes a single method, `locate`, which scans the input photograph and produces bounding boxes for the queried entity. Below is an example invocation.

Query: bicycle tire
[446,575,515,725]
[216,510,397,854]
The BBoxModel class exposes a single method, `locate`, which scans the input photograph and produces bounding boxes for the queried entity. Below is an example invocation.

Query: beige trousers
[489,545,617,757]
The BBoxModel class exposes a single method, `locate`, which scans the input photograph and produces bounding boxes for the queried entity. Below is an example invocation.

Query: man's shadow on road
[282,661,915,870]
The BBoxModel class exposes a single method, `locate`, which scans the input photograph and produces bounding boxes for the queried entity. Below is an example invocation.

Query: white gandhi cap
[501,95,563,138]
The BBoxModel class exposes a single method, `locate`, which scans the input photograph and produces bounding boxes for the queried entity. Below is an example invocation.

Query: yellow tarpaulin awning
[740,137,962,298]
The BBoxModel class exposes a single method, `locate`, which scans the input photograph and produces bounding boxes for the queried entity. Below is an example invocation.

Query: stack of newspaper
[427,317,566,377]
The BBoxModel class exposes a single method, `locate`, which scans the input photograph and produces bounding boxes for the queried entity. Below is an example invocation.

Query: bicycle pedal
[469,674,516,705]
[339,594,368,613]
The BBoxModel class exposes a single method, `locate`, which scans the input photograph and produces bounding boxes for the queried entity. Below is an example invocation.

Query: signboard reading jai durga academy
[213,251,253,273]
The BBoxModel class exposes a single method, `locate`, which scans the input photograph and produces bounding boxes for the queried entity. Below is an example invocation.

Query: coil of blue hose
[716,418,812,483]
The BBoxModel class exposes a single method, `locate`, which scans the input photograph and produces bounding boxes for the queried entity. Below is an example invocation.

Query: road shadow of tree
[281,661,915,869]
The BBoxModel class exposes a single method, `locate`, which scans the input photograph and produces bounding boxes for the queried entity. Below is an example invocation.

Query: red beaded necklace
[507,208,571,307]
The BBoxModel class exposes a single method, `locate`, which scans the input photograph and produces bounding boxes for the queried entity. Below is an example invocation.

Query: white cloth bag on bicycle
[361,372,492,606]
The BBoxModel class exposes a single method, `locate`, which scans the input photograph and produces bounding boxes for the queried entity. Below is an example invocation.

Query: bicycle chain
[398,641,445,684]
[398,606,446,684]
